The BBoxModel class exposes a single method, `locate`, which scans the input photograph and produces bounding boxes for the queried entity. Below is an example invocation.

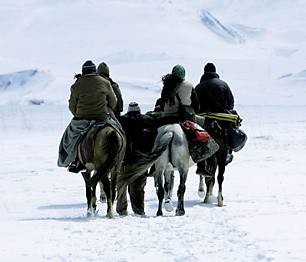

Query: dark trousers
[116,172,147,215]
[128,174,147,215]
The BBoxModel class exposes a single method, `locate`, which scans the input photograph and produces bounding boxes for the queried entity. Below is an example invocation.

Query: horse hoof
[198,190,205,198]
[118,210,128,216]
[106,212,115,219]
[87,208,93,217]
[175,209,185,216]
[164,200,173,212]
[217,194,223,207]
[156,210,163,216]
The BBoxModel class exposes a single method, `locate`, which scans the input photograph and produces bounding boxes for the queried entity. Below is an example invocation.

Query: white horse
[153,124,190,216]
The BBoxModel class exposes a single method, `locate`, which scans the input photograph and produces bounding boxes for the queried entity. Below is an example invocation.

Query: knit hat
[204,63,216,73]
[127,102,141,113]
[171,64,185,80]
[97,62,110,77]
[82,60,96,75]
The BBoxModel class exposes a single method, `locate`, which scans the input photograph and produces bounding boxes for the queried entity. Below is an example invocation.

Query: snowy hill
[1,1,306,262]
[0,0,305,106]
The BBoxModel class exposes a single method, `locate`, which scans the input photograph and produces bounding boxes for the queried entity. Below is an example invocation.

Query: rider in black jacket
[195,63,235,170]
[195,63,234,113]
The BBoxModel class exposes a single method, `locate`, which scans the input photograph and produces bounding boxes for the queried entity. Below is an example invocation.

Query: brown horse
[80,124,126,218]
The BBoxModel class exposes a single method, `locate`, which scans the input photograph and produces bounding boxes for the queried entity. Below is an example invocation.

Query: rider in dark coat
[195,63,234,113]
[195,63,235,172]
[97,62,123,118]
[117,102,157,215]
[59,60,118,173]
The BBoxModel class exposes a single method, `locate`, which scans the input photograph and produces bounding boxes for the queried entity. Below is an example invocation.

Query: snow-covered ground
[0,0,306,261]
[0,104,305,261]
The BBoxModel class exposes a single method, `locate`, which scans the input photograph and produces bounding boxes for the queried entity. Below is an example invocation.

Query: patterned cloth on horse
[57,115,122,167]
[180,120,219,163]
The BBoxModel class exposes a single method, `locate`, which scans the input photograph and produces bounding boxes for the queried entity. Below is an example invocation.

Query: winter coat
[69,74,117,121]
[195,72,234,113]
[162,80,194,116]
[100,73,123,117]
[119,112,157,155]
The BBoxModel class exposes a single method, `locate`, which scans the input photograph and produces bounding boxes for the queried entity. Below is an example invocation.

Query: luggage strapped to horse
[199,111,247,152]
[199,112,242,127]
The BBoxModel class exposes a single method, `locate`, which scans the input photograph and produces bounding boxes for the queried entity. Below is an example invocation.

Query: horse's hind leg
[164,169,174,212]
[204,158,217,204]
[100,172,115,218]
[217,161,226,207]
[176,168,188,216]
[99,181,106,203]
[204,176,215,204]
[154,171,165,216]
[198,175,205,198]
[82,170,95,216]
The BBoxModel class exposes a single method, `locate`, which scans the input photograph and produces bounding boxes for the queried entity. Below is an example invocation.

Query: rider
[57,60,118,173]
[195,62,235,172]
[116,102,157,216]
[97,62,123,118]
[157,64,198,125]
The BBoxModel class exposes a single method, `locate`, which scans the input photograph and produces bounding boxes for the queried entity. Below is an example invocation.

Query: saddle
[78,118,124,165]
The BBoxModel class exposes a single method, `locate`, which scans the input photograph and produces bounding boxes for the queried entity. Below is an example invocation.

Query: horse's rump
[79,123,125,172]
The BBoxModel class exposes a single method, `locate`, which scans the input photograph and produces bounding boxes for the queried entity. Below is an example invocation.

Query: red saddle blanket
[180,120,210,143]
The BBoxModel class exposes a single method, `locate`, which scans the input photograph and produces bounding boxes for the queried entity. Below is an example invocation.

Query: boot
[68,160,85,173]
[225,151,234,165]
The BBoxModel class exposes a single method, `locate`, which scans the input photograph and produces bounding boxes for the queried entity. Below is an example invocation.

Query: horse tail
[116,131,173,198]
[107,129,124,166]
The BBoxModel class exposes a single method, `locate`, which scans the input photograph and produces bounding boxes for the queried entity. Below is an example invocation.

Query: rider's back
[69,74,117,121]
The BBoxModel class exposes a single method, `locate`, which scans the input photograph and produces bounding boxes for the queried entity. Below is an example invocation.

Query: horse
[197,120,228,207]
[152,123,190,216]
[79,124,126,218]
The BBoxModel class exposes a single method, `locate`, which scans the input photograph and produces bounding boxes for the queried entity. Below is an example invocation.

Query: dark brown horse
[80,125,126,218]
[197,120,229,207]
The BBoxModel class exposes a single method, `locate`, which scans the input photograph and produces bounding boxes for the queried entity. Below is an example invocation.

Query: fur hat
[172,64,185,80]
[127,102,141,113]
[82,60,96,75]
[204,63,216,73]
[97,62,110,77]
